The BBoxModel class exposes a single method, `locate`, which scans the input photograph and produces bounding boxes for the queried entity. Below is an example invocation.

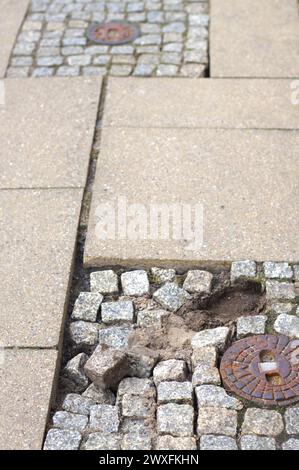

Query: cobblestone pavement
[44,261,299,450]
[7,0,209,78]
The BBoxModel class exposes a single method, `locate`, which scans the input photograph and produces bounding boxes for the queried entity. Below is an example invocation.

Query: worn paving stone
[84,345,130,390]
[282,439,299,450]
[85,128,299,266]
[242,408,284,437]
[274,314,299,338]
[0,189,83,348]
[157,403,194,437]
[0,349,58,450]
[101,300,134,324]
[236,315,267,339]
[44,429,82,450]
[69,321,99,349]
[156,436,197,450]
[153,283,190,312]
[62,393,95,416]
[183,270,213,294]
[81,432,121,450]
[157,381,193,404]
[90,270,119,294]
[191,327,230,351]
[192,364,220,386]
[153,359,187,385]
[121,270,150,296]
[121,394,155,419]
[102,78,299,129]
[52,411,88,433]
[191,346,217,370]
[98,325,132,350]
[117,377,156,400]
[82,384,116,405]
[197,407,238,437]
[240,435,276,451]
[0,0,29,77]
[137,309,169,328]
[231,260,256,282]
[266,281,296,300]
[200,435,238,450]
[71,292,103,322]
[0,78,101,189]
[284,407,299,435]
[63,353,89,392]
[210,0,299,78]
[263,262,293,279]
[195,385,243,410]
[89,405,120,433]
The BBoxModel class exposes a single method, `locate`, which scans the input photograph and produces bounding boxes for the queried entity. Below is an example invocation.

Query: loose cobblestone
[236,315,267,339]
[8,0,210,77]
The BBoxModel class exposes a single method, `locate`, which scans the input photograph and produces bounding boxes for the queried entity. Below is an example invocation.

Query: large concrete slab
[103,78,299,129]
[0,0,29,78]
[210,0,299,78]
[0,349,58,450]
[0,188,83,347]
[85,128,299,267]
[0,77,101,189]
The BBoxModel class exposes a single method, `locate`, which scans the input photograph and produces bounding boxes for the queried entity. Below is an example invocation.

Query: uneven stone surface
[200,435,238,450]
[89,405,120,433]
[210,0,299,78]
[0,78,101,188]
[44,429,82,450]
[103,78,299,130]
[240,435,276,451]
[195,385,243,410]
[63,353,89,392]
[192,365,220,386]
[236,315,267,339]
[191,346,217,370]
[274,314,299,338]
[197,407,238,437]
[90,270,119,294]
[98,325,132,350]
[150,267,176,284]
[157,403,194,437]
[84,345,130,390]
[0,349,58,450]
[101,300,134,324]
[137,309,169,328]
[183,270,213,294]
[85,129,299,265]
[121,394,155,419]
[231,260,256,282]
[71,292,103,322]
[156,436,197,450]
[157,381,193,404]
[192,327,230,351]
[285,407,299,435]
[69,321,98,349]
[121,270,150,296]
[62,394,95,416]
[153,282,190,312]
[242,409,284,437]
[117,377,155,400]
[82,384,116,405]
[153,360,187,385]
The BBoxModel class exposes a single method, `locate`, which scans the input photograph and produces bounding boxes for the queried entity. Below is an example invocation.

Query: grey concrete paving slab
[0,0,29,78]
[210,0,299,78]
[85,128,299,267]
[0,77,101,189]
[0,349,58,450]
[0,188,83,347]
[102,78,299,129]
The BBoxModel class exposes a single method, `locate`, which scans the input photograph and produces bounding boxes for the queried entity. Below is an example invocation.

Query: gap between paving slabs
[44,261,299,450]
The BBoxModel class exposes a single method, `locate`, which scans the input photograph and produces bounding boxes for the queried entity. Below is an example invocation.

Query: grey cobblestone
[7,0,209,77]
[200,435,238,450]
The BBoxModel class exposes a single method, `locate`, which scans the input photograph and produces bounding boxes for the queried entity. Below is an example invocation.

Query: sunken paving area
[0,0,299,452]
[44,262,299,450]
[7,0,209,78]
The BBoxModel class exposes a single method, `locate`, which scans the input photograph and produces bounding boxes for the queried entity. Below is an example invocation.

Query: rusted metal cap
[220,334,299,406]
[87,21,140,45]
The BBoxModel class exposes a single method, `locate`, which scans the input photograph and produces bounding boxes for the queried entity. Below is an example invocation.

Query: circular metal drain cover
[87,21,140,45]
[220,334,299,406]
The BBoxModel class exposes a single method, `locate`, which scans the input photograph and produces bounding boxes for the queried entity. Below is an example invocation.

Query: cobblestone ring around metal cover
[220,334,299,407]
[87,21,140,46]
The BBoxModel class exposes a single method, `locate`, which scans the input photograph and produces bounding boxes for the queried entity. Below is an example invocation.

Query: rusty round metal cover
[87,21,140,45]
[220,334,299,406]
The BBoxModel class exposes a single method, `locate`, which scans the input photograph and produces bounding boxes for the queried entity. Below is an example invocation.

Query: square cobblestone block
[157,404,194,437]
[101,300,134,324]
[200,435,238,450]
[242,409,284,437]
[157,381,193,404]
[121,270,150,296]
[89,405,120,433]
[90,270,119,294]
[153,282,190,312]
[71,292,103,322]
[153,359,187,385]
[197,407,238,437]
[44,429,82,450]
